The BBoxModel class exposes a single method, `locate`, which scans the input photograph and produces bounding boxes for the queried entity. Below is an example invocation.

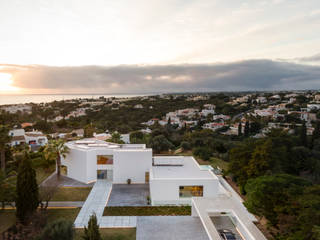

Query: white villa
[62,139,266,239]
[61,139,219,205]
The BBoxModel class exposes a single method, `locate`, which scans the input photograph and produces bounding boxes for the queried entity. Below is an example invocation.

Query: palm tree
[44,139,69,178]
[0,125,10,172]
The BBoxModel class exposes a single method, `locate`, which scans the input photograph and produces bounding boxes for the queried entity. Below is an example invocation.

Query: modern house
[61,139,219,205]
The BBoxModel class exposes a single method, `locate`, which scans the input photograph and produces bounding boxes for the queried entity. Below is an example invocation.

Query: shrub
[37,219,74,240]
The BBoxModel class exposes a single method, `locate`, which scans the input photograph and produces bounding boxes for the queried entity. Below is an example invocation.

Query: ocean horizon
[0,93,154,106]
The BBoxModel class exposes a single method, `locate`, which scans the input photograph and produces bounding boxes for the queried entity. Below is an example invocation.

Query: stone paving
[136,216,210,240]
[74,180,137,228]
[74,180,112,228]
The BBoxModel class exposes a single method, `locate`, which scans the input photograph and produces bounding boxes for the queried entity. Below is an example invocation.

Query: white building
[1,104,32,114]
[150,156,218,205]
[9,129,48,147]
[61,139,219,205]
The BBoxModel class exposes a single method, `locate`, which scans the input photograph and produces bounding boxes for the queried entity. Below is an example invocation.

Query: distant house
[120,134,130,144]
[21,122,33,128]
[134,104,143,109]
[71,129,85,138]
[9,129,48,147]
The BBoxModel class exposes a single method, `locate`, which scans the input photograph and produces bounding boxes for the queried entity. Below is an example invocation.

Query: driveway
[107,184,149,206]
[136,216,210,240]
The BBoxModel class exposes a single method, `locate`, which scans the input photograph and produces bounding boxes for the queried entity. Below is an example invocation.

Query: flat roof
[66,139,147,151]
[151,156,218,180]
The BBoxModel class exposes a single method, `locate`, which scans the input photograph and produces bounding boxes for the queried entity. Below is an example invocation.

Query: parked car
[219,229,237,240]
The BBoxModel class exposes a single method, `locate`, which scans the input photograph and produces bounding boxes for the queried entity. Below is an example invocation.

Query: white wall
[113,149,152,184]
[86,149,114,183]
[150,177,219,205]
[61,148,88,183]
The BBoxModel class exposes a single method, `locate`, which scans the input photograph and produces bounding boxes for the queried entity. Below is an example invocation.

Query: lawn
[52,187,92,201]
[103,206,191,216]
[0,209,135,240]
[74,228,136,240]
[0,209,80,234]
[0,210,15,233]
[46,208,81,223]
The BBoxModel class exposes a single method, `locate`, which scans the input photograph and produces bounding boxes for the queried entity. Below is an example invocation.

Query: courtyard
[107,184,150,206]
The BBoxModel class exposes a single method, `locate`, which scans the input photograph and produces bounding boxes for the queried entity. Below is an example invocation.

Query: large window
[179,186,203,198]
[97,170,107,179]
[97,155,113,165]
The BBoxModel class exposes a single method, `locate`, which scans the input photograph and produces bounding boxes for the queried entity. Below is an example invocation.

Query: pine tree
[238,123,242,136]
[82,214,102,240]
[244,121,250,137]
[16,153,39,223]
[300,122,307,147]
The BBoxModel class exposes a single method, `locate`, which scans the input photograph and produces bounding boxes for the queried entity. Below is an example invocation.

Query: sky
[0,0,320,94]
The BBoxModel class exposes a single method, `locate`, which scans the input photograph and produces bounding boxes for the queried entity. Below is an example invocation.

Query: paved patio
[107,184,149,206]
[41,173,94,187]
[136,216,210,240]
[74,180,137,228]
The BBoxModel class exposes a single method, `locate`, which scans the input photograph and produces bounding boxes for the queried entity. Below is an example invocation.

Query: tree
[0,171,16,209]
[300,122,307,147]
[84,124,95,138]
[38,219,74,240]
[238,123,242,136]
[181,141,191,151]
[16,154,39,223]
[193,147,212,161]
[130,131,144,143]
[44,140,69,178]
[244,121,250,137]
[39,183,59,210]
[109,132,125,144]
[0,125,10,171]
[82,214,102,240]
[149,135,174,153]
[244,174,310,226]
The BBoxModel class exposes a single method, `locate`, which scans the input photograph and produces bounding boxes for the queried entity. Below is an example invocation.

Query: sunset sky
[0,0,320,94]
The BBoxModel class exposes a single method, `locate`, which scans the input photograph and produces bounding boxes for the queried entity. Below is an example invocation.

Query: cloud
[1,60,320,94]
[295,53,320,62]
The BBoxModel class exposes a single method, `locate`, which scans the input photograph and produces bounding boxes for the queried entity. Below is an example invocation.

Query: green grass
[103,206,191,216]
[0,209,15,233]
[74,228,136,240]
[210,157,229,171]
[46,208,81,223]
[52,187,92,201]
[0,209,135,240]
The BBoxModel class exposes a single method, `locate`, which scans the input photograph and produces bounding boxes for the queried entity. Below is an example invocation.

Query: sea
[0,93,153,106]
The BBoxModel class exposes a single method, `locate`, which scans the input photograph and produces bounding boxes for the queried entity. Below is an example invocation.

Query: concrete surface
[107,184,150,206]
[136,216,210,240]
[211,216,243,240]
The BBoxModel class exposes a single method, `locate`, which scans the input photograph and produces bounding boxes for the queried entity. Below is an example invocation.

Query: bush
[180,141,191,151]
[193,147,212,161]
[37,219,74,240]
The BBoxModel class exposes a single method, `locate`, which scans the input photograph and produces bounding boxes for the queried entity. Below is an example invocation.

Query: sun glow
[0,73,19,93]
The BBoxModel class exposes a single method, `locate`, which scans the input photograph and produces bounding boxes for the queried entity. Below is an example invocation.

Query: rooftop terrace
[66,139,147,151]
[151,156,218,180]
